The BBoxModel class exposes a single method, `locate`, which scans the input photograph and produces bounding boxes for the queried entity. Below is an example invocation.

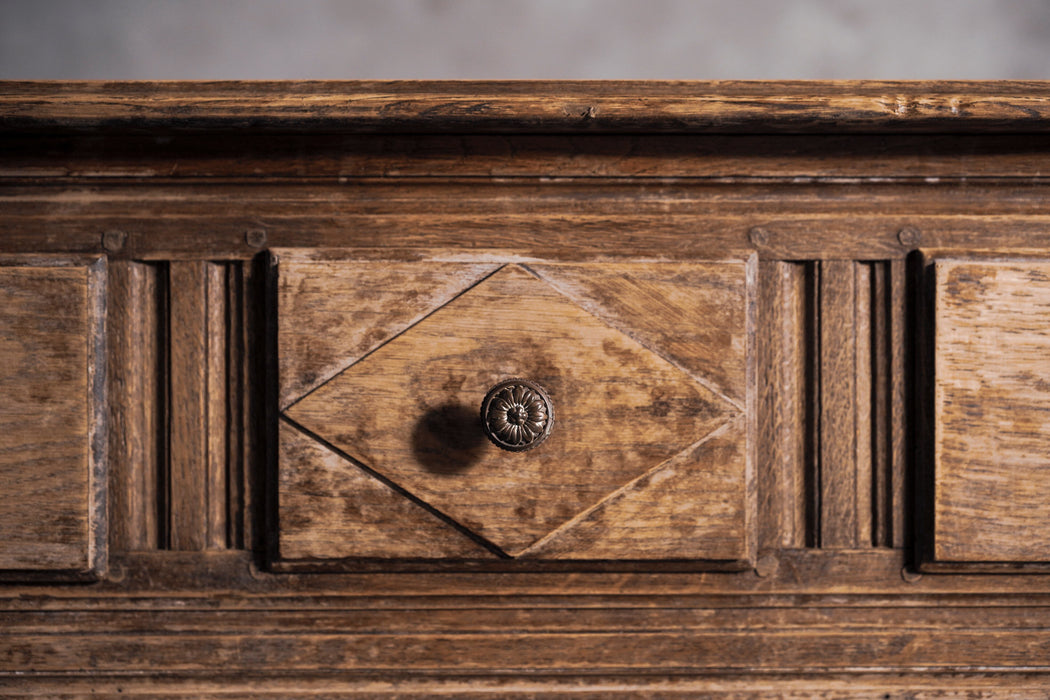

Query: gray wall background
[1,0,1049,80]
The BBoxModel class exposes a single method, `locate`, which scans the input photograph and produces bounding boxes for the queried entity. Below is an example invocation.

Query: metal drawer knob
[480,379,554,452]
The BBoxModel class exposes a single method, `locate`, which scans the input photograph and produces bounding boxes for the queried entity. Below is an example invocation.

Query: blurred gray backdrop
[1,0,1048,79]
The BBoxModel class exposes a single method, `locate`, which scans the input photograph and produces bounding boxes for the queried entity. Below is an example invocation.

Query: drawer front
[0,259,106,578]
[931,258,1050,566]
[274,251,754,566]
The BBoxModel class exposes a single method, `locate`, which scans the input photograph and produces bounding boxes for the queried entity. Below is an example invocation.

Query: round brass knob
[480,379,554,452]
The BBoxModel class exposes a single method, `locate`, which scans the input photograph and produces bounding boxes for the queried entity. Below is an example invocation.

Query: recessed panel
[934,259,1050,564]
[0,261,106,577]
[275,254,752,566]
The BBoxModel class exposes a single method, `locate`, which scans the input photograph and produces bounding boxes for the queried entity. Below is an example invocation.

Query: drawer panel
[932,259,1050,565]
[0,259,106,578]
[274,251,753,566]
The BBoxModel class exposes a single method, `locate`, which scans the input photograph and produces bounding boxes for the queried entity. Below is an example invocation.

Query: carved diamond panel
[277,257,751,562]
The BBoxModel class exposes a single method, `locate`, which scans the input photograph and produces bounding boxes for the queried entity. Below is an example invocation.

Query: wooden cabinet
[4,82,1050,696]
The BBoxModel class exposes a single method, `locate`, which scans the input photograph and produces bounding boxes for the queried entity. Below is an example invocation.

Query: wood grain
[6,606,1050,674]
[168,262,231,550]
[933,259,1050,563]
[810,260,901,550]
[520,417,749,561]
[530,262,748,406]
[11,182,1050,262]
[4,82,1050,693]
[889,258,907,549]
[11,547,1050,596]
[818,261,860,548]
[9,133,1050,182]
[4,81,1050,132]
[757,261,807,550]
[0,261,105,575]
[276,258,499,408]
[872,259,908,549]
[278,421,497,560]
[107,261,161,551]
[281,261,748,560]
[8,674,1050,699]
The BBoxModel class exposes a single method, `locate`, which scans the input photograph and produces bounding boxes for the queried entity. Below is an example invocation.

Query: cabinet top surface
[4,80,1050,133]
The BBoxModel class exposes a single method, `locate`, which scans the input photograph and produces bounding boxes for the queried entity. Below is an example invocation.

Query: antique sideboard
[4,82,1050,696]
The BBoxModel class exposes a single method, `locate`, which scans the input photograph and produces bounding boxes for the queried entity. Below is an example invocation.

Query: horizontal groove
[8,625,1050,638]
[7,175,1050,186]
[7,599,1050,612]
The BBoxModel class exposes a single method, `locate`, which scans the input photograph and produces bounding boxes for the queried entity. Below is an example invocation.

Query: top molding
[2,80,1050,133]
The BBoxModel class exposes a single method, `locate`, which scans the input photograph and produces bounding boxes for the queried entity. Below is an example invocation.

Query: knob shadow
[411,403,488,474]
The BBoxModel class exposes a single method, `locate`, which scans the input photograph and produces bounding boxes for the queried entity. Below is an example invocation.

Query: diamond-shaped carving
[284,264,743,556]
[278,421,497,560]
[277,260,500,407]
[530,262,749,405]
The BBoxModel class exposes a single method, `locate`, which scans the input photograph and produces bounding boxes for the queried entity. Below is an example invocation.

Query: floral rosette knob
[480,379,554,452]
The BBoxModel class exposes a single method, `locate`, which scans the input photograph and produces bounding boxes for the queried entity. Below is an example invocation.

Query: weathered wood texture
[0,260,106,576]
[817,260,861,547]
[5,606,1050,674]
[12,548,1050,597]
[279,257,751,563]
[278,421,496,560]
[167,261,245,551]
[757,261,807,550]
[107,261,162,551]
[812,261,902,549]
[9,674,1050,699]
[8,133,1050,181]
[1,82,1050,696]
[933,259,1050,564]
[10,181,1050,262]
[755,260,903,552]
[276,258,499,408]
[168,262,226,550]
[4,81,1050,132]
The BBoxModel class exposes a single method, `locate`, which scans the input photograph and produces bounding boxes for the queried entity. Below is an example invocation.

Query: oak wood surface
[167,261,236,551]
[277,259,500,408]
[4,81,1050,132]
[7,133,1050,181]
[167,261,213,550]
[756,261,807,550]
[0,260,105,576]
[817,260,860,548]
[107,261,161,551]
[9,675,1050,699]
[933,259,1050,564]
[3,82,1050,696]
[9,548,1050,598]
[9,182,1050,262]
[279,259,750,562]
[278,421,496,560]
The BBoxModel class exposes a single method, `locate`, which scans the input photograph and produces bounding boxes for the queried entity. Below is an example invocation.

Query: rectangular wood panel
[0,259,106,576]
[933,259,1050,563]
[168,261,234,551]
[108,261,162,551]
[275,253,752,566]
[756,261,807,550]
[818,260,860,548]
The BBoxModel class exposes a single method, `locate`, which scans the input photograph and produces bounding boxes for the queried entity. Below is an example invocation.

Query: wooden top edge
[3,80,1050,133]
